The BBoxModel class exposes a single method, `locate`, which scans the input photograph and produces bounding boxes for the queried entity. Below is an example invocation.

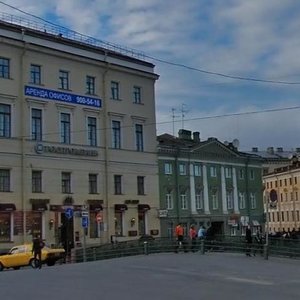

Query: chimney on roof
[178,129,192,140]
[193,131,200,142]
[267,147,274,154]
[252,147,258,152]
[276,147,283,152]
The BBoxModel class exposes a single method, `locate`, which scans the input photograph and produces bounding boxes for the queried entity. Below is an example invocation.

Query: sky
[1,0,300,151]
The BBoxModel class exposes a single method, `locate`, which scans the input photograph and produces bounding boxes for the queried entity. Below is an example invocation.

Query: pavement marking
[225,276,274,286]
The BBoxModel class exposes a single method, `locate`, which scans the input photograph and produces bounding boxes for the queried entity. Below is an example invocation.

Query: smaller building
[263,157,300,234]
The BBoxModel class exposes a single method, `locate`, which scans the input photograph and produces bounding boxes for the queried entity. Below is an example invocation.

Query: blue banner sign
[24,85,101,108]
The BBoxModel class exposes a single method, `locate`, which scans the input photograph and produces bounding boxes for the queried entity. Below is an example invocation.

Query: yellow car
[0,244,65,271]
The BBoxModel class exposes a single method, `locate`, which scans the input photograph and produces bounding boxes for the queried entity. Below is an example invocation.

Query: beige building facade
[0,18,160,249]
[263,160,300,233]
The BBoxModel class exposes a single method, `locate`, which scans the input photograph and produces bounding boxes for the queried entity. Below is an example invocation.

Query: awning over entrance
[0,203,16,211]
[89,204,103,212]
[115,204,128,211]
[30,199,49,211]
[138,204,150,211]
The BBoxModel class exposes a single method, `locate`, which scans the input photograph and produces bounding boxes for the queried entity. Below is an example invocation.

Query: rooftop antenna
[171,108,180,136]
[180,104,188,129]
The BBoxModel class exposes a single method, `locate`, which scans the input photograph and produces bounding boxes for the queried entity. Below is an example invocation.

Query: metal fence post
[263,244,269,260]
[200,240,205,254]
[144,241,149,255]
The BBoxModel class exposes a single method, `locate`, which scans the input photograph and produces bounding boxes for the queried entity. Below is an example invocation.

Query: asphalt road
[0,252,299,300]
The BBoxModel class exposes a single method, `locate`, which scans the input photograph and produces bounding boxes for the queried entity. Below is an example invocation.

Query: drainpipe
[174,147,180,223]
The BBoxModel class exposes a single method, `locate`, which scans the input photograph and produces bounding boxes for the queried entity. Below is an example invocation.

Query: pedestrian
[32,234,45,269]
[175,223,184,253]
[189,225,197,252]
[245,225,252,257]
[198,225,206,240]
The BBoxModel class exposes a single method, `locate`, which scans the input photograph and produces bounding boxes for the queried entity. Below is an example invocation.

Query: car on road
[0,243,65,271]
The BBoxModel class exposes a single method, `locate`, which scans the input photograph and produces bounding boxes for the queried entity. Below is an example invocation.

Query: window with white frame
[212,190,218,209]
[239,192,246,209]
[31,108,42,141]
[249,169,255,180]
[135,124,144,151]
[61,172,71,193]
[239,168,244,179]
[226,190,234,209]
[133,86,142,104]
[250,192,256,209]
[86,75,95,95]
[0,103,11,138]
[32,170,42,193]
[210,166,217,177]
[89,173,98,194]
[112,120,121,149]
[194,164,201,176]
[179,163,187,175]
[60,113,71,144]
[180,194,188,209]
[195,190,203,209]
[59,70,69,90]
[0,57,9,78]
[111,81,119,100]
[30,64,41,85]
[0,169,10,192]
[164,162,172,175]
[87,117,97,146]
[225,167,232,178]
[230,226,237,236]
[166,194,173,210]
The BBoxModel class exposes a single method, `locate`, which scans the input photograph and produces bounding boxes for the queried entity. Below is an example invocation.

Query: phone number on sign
[76,96,101,107]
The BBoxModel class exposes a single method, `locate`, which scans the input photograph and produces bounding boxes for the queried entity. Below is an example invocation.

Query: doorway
[60,213,74,255]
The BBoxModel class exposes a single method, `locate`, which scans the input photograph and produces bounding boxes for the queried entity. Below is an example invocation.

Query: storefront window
[0,212,11,242]
[114,211,123,236]
[26,211,42,237]
[138,211,146,235]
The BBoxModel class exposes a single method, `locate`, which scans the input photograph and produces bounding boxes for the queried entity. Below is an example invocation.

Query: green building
[157,130,264,238]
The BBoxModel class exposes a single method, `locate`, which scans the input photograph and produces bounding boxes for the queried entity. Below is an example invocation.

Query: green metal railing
[71,236,300,263]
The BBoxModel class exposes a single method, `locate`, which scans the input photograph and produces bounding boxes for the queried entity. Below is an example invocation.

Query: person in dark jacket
[32,235,44,269]
[245,226,253,257]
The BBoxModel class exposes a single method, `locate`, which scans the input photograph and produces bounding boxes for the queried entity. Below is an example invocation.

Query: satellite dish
[232,139,240,148]
[224,141,229,146]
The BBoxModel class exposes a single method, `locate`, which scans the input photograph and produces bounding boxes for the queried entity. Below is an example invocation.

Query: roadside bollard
[263,244,269,260]
[200,240,205,255]
[144,241,149,255]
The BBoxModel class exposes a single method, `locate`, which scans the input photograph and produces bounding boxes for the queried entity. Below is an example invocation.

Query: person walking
[189,225,197,252]
[245,225,253,257]
[175,223,184,253]
[32,235,45,269]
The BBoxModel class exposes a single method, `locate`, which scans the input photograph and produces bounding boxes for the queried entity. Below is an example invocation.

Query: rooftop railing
[0,12,145,61]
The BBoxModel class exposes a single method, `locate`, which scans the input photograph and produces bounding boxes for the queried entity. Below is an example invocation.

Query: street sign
[82,216,89,228]
[81,211,89,217]
[65,207,73,219]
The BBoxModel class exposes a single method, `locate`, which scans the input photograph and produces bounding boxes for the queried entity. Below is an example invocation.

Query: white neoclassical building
[0,15,160,249]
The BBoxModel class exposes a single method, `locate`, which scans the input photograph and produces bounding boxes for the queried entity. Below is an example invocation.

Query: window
[239,192,246,209]
[166,194,173,210]
[284,179,287,186]
[61,172,71,193]
[0,169,10,192]
[180,194,187,209]
[210,166,217,177]
[281,211,284,221]
[138,210,146,235]
[212,190,218,209]
[226,190,233,209]
[114,175,122,195]
[60,113,71,144]
[89,174,98,194]
[112,120,121,149]
[0,58,9,78]
[135,124,144,151]
[249,169,255,180]
[164,162,172,175]
[179,163,187,175]
[239,169,244,179]
[137,176,145,195]
[31,108,42,141]
[111,81,119,100]
[250,193,256,209]
[295,177,298,185]
[230,226,237,236]
[30,64,41,85]
[0,212,11,242]
[225,167,232,178]
[194,164,201,176]
[195,190,203,209]
[133,86,141,104]
[59,70,69,90]
[87,117,97,146]
[0,104,11,138]
[86,76,95,95]
[114,210,123,236]
[32,171,42,193]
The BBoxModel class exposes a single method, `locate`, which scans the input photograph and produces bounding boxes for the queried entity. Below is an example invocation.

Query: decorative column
[190,163,197,214]
[232,167,240,214]
[202,164,210,214]
[221,166,228,214]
